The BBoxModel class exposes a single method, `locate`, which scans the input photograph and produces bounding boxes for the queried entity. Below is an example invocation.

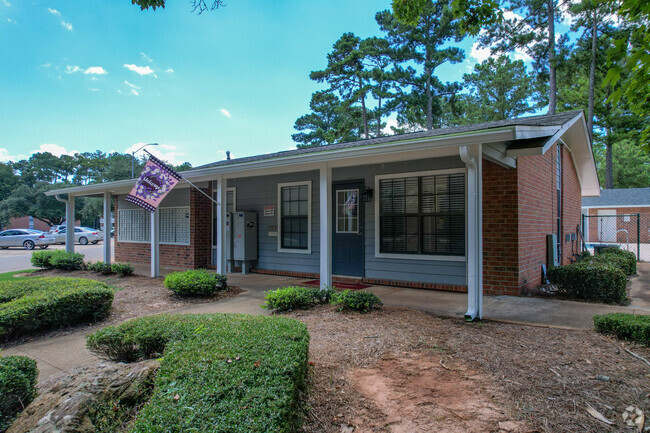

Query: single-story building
[581,187,650,252]
[2,216,51,232]
[46,110,599,319]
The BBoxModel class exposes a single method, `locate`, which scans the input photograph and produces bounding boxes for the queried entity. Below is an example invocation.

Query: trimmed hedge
[164,269,227,296]
[594,313,650,345]
[262,286,334,312]
[86,314,309,433]
[31,250,84,271]
[548,261,627,304]
[0,355,38,432]
[593,247,637,276]
[331,290,383,313]
[0,277,114,341]
[87,262,134,277]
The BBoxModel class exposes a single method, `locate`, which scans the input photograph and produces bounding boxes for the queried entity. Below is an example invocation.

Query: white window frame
[117,206,191,246]
[335,188,360,234]
[374,168,466,262]
[116,209,150,243]
[277,181,312,254]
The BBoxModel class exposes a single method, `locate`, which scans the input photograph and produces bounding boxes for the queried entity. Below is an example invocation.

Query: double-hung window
[278,181,311,253]
[377,170,465,258]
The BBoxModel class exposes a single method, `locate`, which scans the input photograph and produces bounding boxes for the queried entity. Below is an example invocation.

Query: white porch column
[216,176,227,275]
[65,195,75,253]
[150,208,160,277]
[319,164,332,290]
[102,192,112,264]
[460,144,483,320]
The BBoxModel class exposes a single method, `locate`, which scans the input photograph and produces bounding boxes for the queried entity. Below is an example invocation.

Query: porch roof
[45,110,599,198]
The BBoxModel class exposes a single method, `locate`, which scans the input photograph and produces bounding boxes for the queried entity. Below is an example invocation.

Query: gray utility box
[233,212,257,273]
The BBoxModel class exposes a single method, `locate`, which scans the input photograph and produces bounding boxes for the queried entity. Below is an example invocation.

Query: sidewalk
[2,270,648,382]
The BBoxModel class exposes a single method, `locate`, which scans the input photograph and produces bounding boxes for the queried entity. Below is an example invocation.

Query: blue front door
[332,182,364,277]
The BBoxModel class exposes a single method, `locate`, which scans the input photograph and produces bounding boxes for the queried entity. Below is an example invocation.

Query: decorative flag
[344,191,357,213]
[125,152,182,212]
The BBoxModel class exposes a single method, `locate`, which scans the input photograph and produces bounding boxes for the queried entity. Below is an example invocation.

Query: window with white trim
[118,207,190,245]
[278,182,311,252]
[378,172,465,256]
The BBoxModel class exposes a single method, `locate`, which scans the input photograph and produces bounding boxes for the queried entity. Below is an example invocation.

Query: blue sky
[0,1,568,167]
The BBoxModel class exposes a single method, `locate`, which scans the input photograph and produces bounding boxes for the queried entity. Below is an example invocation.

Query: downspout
[54,194,67,205]
[459,145,483,321]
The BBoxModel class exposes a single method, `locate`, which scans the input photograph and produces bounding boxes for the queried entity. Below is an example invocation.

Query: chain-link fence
[582,213,649,262]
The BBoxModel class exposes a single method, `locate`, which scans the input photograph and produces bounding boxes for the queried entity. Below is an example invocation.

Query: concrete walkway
[2,269,649,382]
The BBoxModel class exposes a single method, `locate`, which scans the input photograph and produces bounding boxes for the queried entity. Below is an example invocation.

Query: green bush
[594,247,637,276]
[330,290,383,313]
[594,313,650,345]
[30,250,55,269]
[548,261,627,304]
[87,261,113,275]
[0,355,38,432]
[111,263,134,277]
[262,286,334,312]
[32,250,85,271]
[0,277,114,341]
[163,269,227,296]
[86,314,309,433]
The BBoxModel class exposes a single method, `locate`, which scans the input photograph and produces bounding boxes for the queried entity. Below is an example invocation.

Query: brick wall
[588,207,650,243]
[114,189,213,269]
[562,147,583,260]
[482,159,520,296]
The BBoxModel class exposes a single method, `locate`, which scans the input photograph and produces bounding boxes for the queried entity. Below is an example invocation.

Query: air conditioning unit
[547,234,559,267]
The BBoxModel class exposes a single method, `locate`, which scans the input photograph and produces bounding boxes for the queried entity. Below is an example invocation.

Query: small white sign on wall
[264,205,275,217]
[624,215,630,222]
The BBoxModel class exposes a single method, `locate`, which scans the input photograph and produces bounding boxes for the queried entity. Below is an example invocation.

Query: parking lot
[0,241,113,273]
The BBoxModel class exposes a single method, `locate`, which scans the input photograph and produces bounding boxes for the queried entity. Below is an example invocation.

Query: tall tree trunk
[425,67,433,130]
[377,97,382,137]
[359,75,369,139]
[605,125,613,188]
[547,0,557,115]
[587,10,597,143]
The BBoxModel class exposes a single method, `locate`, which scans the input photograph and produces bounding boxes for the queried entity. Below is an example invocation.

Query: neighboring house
[45,110,599,319]
[582,188,650,244]
[4,216,51,232]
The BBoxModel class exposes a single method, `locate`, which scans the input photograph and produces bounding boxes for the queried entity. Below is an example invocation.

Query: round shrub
[87,261,113,275]
[0,277,114,341]
[111,263,134,277]
[30,250,55,269]
[164,269,227,296]
[262,286,332,312]
[548,261,627,304]
[596,247,637,276]
[331,290,383,313]
[0,355,38,431]
[32,250,85,271]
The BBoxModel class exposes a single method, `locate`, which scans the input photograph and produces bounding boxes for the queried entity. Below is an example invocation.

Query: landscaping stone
[6,360,158,433]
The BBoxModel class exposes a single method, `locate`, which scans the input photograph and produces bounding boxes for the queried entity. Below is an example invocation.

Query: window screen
[379,173,465,256]
[280,184,309,250]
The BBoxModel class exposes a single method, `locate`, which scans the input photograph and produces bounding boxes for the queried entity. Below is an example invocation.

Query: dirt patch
[290,306,650,433]
[0,269,241,348]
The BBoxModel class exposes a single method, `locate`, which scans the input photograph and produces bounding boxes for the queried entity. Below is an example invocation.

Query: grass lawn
[0,269,35,282]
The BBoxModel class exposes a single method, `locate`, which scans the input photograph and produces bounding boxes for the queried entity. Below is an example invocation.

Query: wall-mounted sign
[268,232,278,237]
[264,205,275,217]
[246,221,255,232]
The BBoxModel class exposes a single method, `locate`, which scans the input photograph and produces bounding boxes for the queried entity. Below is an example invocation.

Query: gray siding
[227,156,467,286]
[333,156,467,286]
[228,171,320,274]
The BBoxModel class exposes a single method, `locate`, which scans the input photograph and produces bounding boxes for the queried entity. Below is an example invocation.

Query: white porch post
[65,195,75,253]
[216,176,227,275]
[102,192,112,264]
[319,164,332,290]
[460,144,483,320]
[150,208,160,277]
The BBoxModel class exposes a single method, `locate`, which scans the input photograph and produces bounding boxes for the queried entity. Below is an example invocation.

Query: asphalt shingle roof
[197,110,583,170]
[582,188,650,207]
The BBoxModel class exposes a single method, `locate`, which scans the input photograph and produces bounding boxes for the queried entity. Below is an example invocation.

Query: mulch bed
[287,306,650,433]
[0,269,241,348]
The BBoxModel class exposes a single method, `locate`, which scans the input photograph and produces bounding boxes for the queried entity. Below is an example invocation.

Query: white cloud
[0,148,26,162]
[124,64,156,77]
[84,66,107,75]
[61,21,72,31]
[65,65,81,73]
[220,109,231,118]
[469,41,491,63]
[47,7,60,16]
[88,88,99,92]
[31,143,77,157]
[7,17,15,24]
[140,52,153,63]
[125,142,186,166]
[124,80,141,96]
[165,67,174,73]
[3,0,11,6]
[41,62,51,68]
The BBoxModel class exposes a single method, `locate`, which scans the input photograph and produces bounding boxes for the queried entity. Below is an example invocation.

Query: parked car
[54,227,101,245]
[0,229,56,250]
[49,225,66,235]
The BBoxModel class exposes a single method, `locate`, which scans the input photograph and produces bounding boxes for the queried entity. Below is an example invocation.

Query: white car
[54,227,102,245]
[0,229,56,250]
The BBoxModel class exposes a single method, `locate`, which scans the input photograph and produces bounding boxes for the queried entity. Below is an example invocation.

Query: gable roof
[582,188,650,207]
